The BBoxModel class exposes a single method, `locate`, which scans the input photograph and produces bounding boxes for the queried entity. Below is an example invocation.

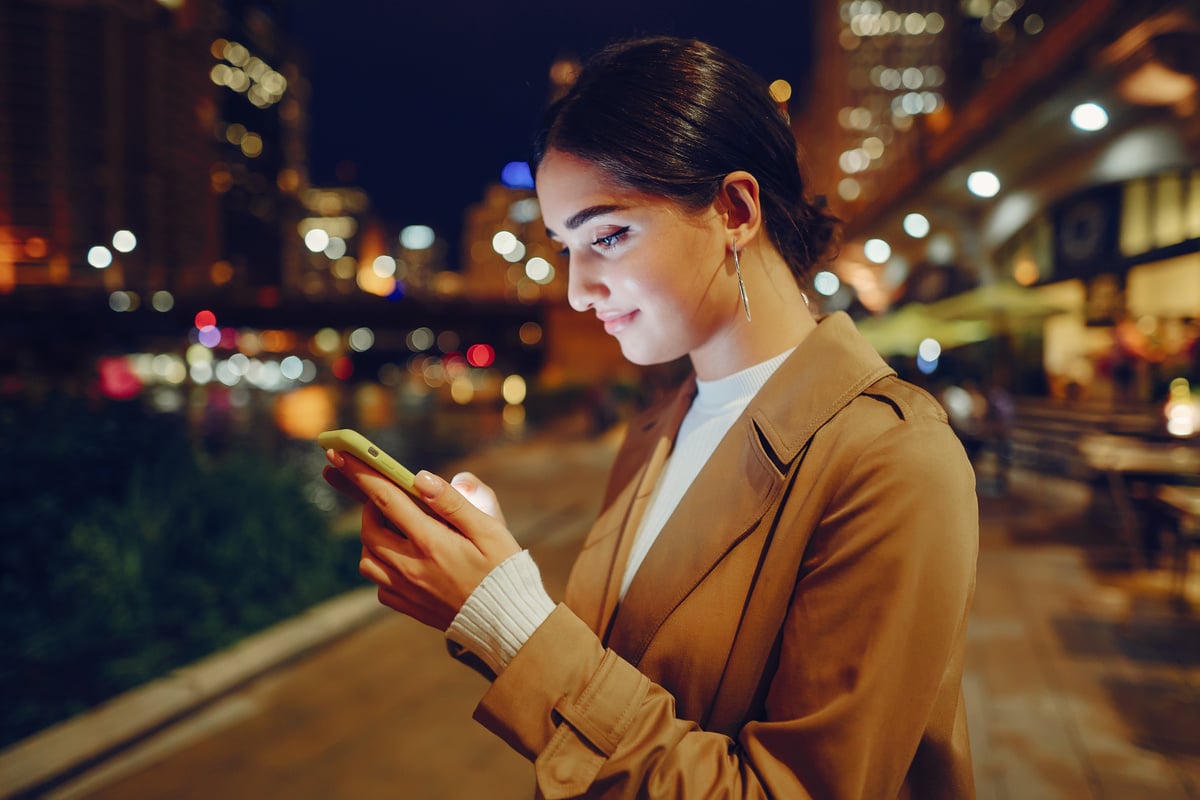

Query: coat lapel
[603,312,895,664]
[564,380,696,637]
[607,413,785,662]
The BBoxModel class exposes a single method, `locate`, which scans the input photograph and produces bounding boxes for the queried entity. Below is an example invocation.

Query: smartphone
[318,428,419,497]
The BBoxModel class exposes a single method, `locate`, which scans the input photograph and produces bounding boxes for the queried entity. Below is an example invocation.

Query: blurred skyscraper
[0,0,220,301]
[795,0,1200,403]
[208,0,308,306]
[0,0,310,310]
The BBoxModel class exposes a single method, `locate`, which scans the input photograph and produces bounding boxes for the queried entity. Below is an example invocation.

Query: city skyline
[286,1,816,265]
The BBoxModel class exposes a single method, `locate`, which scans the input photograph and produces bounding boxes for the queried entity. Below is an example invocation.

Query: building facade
[795,0,1200,404]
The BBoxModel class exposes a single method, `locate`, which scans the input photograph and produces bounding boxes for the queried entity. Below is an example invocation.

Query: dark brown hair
[532,36,839,285]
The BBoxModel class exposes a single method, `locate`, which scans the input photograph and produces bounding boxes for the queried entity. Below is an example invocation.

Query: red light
[220,327,238,349]
[466,344,495,368]
[97,356,142,401]
[332,356,354,380]
[194,309,217,329]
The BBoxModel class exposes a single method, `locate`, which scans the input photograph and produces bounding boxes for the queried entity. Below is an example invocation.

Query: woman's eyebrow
[545,204,627,238]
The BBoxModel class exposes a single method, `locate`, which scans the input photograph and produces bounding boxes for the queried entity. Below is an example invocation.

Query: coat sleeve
[472,418,979,800]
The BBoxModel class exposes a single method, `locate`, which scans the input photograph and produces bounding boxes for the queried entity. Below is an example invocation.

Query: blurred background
[1,0,1198,798]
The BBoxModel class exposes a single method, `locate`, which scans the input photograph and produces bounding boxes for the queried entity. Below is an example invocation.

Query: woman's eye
[592,227,630,250]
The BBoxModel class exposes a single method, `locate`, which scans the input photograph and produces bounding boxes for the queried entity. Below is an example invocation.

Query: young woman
[326,36,979,799]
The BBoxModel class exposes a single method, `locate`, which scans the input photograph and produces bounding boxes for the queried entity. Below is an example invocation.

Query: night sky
[286,1,814,263]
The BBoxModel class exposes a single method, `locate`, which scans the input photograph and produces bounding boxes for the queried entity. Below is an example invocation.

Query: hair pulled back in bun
[533,36,840,285]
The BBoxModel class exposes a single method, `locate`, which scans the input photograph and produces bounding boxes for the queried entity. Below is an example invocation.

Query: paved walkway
[6,423,1200,799]
[968,469,1199,799]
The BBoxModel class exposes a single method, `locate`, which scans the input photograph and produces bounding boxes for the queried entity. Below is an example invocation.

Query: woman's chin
[618,341,685,368]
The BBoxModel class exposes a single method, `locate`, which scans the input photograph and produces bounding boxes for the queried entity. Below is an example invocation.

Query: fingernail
[326,449,345,468]
[415,470,443,500]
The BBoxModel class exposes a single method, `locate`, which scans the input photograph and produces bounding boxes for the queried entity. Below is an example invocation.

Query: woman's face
[536,149,737,369]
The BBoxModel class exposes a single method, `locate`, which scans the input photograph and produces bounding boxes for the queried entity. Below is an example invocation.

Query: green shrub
[0,397,360,747]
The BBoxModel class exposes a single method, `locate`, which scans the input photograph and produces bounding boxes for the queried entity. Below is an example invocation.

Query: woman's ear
[720,171,764,247]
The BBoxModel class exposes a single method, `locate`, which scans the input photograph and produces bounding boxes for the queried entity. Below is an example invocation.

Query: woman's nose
[566,258,607,312]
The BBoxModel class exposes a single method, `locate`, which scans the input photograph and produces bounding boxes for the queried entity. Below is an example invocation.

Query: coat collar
[748,311,896,466]
[601,312,895,659]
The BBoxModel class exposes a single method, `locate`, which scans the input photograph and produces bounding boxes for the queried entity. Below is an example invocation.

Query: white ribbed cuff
[445,550,556,676]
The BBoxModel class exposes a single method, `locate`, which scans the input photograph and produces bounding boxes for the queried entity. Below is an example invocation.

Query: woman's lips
[599,310,637,335]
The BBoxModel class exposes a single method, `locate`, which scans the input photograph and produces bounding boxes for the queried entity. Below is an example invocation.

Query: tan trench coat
[471,312,979,799]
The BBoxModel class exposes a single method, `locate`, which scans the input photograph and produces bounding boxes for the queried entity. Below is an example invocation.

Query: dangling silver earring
[732,246,751,322]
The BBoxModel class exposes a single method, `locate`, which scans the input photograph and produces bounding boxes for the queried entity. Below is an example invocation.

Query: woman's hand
[323,452,521,630]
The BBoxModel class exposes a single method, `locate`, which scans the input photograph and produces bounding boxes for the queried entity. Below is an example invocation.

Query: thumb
[449,471,507,525]
[414,470,517,558]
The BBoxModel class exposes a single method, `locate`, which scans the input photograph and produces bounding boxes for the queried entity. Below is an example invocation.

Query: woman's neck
[689,245,818,381]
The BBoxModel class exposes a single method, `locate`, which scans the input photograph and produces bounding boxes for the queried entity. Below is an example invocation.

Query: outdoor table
[1078,434,1200,568]
[1155,484,1200,598]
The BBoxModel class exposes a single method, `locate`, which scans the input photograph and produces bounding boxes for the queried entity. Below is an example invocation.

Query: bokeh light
[502,374,527,405]
[864,238,892,264]
[323,237,347,259]
[348,327,375,353]
[1071,102,1109,132]
[502,241,527,263]
[97,356,142,400]
[503,403,526,429]
[88,246,113,269]
[109,291,133,312]
[227,353,250,376]
[525,257,554,284]
[519,322,542,346]
[813,271,841,296]
[400,225,435,250]
[190,361,214,384]
[211,260,234,285]
[313,328,341,354]
[927,232,957,265]
[492,231,518,256]
[500,162,534,190]
[152,291,174,312]
[372,255,397,278]
[198,326,221,348]
[967,170,1001,198]
[1165,378,1199,438]
[450,377,475,405]
[112,230,137,253]
[903,213,930,238]
[304,229,330,253]
[508,198,541,224]
[234,332,260,357]
[24,237,48,259]
[407,327,434,352]
[466,344,495,368]
[437,330,460,354]
[331,356,353,381]
[273,385,336,441]
[186,344,212,365]
[280,355,304,380]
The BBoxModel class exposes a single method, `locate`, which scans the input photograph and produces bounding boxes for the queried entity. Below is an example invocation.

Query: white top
[618,348,794,598]
[446,347,796,675]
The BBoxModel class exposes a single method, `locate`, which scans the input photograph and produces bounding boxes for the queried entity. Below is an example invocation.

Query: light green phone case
[318,429,418,495]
